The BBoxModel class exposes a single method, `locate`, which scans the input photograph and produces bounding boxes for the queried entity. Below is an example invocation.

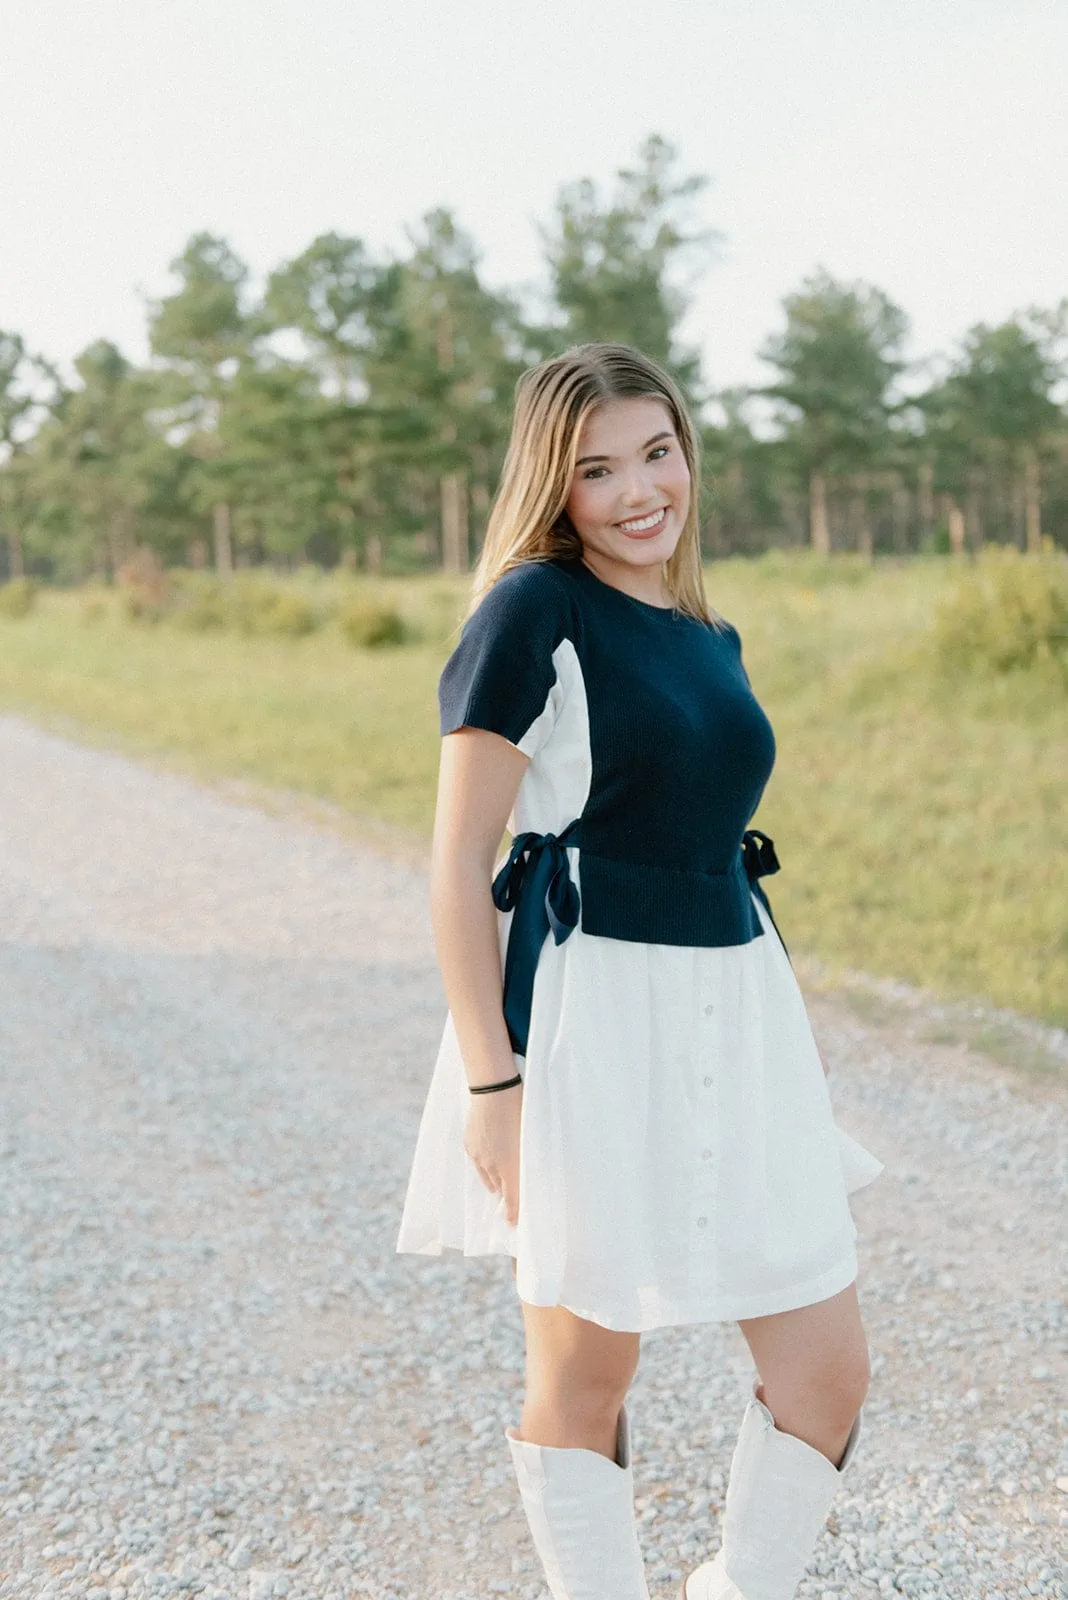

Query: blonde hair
[466,342,720,626]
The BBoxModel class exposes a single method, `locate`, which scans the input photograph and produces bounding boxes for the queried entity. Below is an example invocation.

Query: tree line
[2,134,1067,583]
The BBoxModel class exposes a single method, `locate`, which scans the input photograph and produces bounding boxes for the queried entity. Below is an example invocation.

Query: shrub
[251,589,319,637]
[170,574,232,631]
[419,582,466,644]
[79,589,113,625]
[933,545,1068,673]
[338,597,409,648]
[754,548,874,586]
[116,548,169,622]
[0,576,37,618]
[229,579,319,637]
[168,573,319,636]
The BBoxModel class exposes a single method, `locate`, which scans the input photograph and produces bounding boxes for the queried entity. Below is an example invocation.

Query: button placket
[692,986,719,1242]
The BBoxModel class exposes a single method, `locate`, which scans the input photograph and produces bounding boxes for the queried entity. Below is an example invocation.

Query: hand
[464,1083,523,1226]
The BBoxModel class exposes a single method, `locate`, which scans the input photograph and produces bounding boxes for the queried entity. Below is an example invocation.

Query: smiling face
[563,395,692,603]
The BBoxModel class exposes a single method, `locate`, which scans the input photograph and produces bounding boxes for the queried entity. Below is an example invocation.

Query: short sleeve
[720,618,752,686]
[438,562,572,759]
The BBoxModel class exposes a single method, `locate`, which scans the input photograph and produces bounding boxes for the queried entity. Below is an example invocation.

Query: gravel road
[0,712,1064,1600]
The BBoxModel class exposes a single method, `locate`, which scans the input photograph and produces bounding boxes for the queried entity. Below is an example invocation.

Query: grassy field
[0,554,1065,1030]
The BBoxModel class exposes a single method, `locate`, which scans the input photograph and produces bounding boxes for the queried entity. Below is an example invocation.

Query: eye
[649,444,670,460]
[582,465,608,479]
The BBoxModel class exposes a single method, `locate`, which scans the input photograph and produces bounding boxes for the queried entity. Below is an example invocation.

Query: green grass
[719,556,1066,1029]
[0,599,444,833]
[0,555,1065,1030]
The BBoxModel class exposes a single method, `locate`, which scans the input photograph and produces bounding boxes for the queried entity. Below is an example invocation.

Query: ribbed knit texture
[438,553,777,950]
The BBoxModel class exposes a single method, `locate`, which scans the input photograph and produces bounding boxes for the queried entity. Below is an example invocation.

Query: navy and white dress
[395,553,884,1333]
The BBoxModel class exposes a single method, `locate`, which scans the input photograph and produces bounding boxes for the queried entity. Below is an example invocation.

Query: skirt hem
[513,1249,861,1333]
[395,1237,862,1334]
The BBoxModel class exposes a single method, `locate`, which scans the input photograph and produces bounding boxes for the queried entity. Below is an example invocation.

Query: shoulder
[439,560,576,742]
[478,557,573,612]
[701,605,742,648]
[462,559,576,647]
[709,613,755,686]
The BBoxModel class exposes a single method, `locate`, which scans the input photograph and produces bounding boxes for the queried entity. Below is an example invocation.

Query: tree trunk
[946,500,966,556]
[469,445,491,558]
[891,478,911,554]
[1023,450,1042,552]
[365,532,383,571]
[212,502,233,576]
[917,462,934,549]
[435,304,468,572]
[809,470,830,555]
[1009,468,1026,550]
[107,509,134,576]
[7,530,25,578]
[965,467,984,551]
[470,478,490,554]
[440,471,468,572]
[851,475,873,563]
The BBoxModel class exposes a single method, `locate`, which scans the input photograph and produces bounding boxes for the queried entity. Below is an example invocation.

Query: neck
[579,549,672,608]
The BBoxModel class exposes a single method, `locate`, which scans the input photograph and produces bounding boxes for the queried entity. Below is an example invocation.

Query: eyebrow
[575,430,674,467]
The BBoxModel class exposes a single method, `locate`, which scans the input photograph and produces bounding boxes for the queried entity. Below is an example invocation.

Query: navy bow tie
[741,828,788,956]
[491,818,582,1057]
[490,821,788,1059]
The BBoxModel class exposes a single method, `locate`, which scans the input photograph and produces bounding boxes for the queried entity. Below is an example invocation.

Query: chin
[612,535,679,566]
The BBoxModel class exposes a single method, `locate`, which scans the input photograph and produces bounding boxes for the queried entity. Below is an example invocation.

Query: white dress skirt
[395,844,885,1335]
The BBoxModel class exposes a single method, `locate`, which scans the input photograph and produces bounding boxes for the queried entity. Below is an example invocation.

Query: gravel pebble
[0,713,1065,1599]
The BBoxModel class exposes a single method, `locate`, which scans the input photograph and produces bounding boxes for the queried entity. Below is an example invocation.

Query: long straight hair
[466,342,720,626]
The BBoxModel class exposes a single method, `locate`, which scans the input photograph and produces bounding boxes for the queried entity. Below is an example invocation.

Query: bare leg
[737,1280,871,1466]
[509,1257,641,1460]
[503,1259,650,1597]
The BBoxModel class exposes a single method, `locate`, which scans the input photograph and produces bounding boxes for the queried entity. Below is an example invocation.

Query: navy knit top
[438,553,781,1050]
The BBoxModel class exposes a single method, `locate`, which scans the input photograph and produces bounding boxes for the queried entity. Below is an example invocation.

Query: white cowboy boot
[505,1400,651,1600]
[679,1375,864,1600]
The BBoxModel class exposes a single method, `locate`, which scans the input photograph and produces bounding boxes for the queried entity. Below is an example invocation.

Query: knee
[766,1341,870,1426]
[545,1355,635,1409]
[521,1304,641,1434]
[527,1347,638,1424]
[838,1347,871,1417]
[806,1342,871,1418]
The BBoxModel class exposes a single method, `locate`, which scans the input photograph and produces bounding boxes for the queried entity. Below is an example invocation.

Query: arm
[430,724,529,1224]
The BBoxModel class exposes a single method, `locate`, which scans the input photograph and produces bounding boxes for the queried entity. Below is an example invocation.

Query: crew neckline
[561,554,684,617]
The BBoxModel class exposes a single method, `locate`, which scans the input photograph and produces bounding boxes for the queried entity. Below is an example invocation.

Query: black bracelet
[469,1072,523,1095]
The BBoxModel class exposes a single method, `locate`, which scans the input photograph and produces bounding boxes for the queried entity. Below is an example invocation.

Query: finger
[470,1158,498,1196]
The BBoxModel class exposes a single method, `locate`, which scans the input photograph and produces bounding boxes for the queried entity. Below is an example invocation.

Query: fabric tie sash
[491,821,789,1058]
[741,828,790,960]
[491,817,582,1057]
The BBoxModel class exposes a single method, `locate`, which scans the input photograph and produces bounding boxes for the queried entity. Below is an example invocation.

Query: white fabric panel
[397,635,885,1332]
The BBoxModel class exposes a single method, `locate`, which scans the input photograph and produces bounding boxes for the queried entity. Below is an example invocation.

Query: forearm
[430,853,518,1090]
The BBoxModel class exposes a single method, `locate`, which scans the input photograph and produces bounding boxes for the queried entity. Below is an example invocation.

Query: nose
[619,461,658,506]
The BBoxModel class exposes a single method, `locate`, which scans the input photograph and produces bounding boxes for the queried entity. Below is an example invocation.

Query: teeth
[619,508,666,532]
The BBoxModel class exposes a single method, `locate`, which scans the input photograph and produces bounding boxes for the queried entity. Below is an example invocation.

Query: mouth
[616,506,669,539]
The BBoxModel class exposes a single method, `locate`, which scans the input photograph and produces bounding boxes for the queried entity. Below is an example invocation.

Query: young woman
[396,342,885,1600]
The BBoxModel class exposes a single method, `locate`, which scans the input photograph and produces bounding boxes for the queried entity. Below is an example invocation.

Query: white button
[696,1216,707,1228]
[704,1003,714,1016]
[703,1075,712,1087]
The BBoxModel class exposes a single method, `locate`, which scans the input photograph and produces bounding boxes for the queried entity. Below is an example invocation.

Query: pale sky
[3,0,1066,407]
